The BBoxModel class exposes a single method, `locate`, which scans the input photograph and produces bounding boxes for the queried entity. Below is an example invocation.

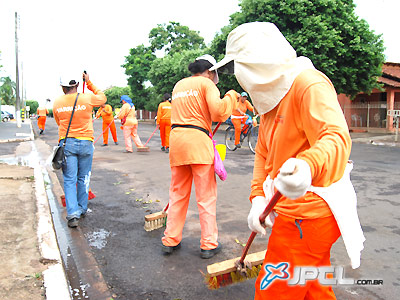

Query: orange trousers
[159,119,171,148]
[162,164,218,250]
[123,125,143,152]
[255,215,340,300]
[38,116,46,130]
[232,117,247,145]
[102,121,118,144]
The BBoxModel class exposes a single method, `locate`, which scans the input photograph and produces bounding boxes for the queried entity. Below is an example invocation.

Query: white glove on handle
[274,158,312,200]
[247,196,269,235]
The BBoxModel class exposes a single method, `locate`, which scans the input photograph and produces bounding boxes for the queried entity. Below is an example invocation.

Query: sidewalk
[0,120,70,300]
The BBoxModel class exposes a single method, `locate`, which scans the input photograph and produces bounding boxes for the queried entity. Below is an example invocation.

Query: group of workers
[49,22,364,299]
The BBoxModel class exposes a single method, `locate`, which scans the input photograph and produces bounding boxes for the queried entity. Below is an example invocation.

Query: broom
[143,123,223,230]
[205,191,282,289]
[144,203,169,231]
[137,125,158,152]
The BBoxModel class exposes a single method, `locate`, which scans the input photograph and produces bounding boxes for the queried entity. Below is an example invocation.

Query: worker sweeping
[231,91,254,148]
[95,103,118,146]
[161,54,239,259]
[118,95,144,153]
[211,22,365,299]
[37,106,49,134]
[156,93,172,153]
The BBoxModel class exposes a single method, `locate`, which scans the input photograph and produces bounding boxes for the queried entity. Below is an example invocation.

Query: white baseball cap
[60,74,79,87]
[196,54,219,85]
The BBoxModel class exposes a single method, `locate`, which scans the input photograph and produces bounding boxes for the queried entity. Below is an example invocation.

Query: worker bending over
[211,22,365,299]
[96,104,118,146]
[157,93,172,153]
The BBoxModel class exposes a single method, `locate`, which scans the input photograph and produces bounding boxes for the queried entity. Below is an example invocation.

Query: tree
[104,86,132,109]
[0,76,16,105]
[25,100,39,114]
[149,21,206,55]
[212,0,385,97]
[122,45,156,109]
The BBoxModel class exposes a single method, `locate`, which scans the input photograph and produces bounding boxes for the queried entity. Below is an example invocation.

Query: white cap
[60,73,79,87]
[196,54,219,85]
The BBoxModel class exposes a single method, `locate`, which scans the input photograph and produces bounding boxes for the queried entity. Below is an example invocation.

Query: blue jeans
[60,138,94,220]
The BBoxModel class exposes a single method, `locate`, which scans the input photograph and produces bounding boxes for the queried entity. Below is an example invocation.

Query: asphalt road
[32,117,399,300]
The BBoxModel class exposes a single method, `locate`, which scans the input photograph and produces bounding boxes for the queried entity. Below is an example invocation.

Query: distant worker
[231,91,254,148]
[37,106,49,134]
[118,95,144,153]
[161,54,239,259]
[96,103,118,146]
[53,71,106,228]
[156,93,172,153]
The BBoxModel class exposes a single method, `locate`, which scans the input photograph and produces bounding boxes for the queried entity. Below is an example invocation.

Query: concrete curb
[0,119,34,143]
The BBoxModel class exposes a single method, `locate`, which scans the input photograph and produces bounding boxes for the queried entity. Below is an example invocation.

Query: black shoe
[161,242,181,254]
[124,150,133,153]
[161,146,165,151]
[39,129,43,134]
[165,147,169,153]
[235,144,241,148]
[114,142,119,145]
[200,244,222,259]
[101,144,108,146]
[68,218,79,228]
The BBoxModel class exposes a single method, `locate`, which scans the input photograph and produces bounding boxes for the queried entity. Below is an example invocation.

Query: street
[30,118,400,299]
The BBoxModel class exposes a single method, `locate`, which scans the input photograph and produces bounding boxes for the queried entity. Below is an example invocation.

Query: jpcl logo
[260,263,383,290]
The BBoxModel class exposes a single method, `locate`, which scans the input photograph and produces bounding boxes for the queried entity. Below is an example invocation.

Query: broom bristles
[144,211,167,231]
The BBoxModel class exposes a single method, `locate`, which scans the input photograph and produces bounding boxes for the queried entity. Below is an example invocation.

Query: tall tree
[211,0,385,97]
[149,21,205,55]
[104,86,132,109]
[0,76,16,105]
[122,45,156,109]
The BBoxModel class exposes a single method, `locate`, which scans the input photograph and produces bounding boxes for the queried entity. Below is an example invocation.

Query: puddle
[85,229,110,249]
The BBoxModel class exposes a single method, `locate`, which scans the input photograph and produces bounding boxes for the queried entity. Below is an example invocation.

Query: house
[338,62,400,132]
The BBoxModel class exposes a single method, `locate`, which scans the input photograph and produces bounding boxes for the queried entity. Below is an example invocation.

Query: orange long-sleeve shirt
[37,107,49,117]
[118,103,138,126]
[232,100,253,116]
[96,104,114,123]
[170,75,238,166]
[251,69,352,219]
[53,80,106,140]
[156,101,171,124]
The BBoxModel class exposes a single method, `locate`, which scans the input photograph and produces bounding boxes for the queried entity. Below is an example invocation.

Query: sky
[0,0,399,106]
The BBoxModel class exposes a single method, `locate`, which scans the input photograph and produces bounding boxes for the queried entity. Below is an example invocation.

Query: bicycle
[225,115,259,154]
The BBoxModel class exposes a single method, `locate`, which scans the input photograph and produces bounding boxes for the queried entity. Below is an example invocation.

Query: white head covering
[196,54,219,85]
[211,22,315,115]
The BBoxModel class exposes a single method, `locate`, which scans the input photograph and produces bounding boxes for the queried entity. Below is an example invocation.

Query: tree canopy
[0,76,16,105]
[216,0,385,97]
[104,86,132,109]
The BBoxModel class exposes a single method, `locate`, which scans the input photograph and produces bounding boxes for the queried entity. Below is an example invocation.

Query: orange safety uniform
[162,75,238,250]
[231,99,254,144]
[53,80,106,140]
[37,107,49,131]
[156,100,172,148]
[251,70,351,299]
[118,103,143,151]
[96,104,117,145]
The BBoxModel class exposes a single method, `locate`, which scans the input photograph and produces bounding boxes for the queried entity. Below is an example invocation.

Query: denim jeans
[60,138,94,220]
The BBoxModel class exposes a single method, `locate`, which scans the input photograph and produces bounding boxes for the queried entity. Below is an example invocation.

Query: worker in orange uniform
[211,22,365,299]
[161,54,239,259]
[118,95,144,153]
[156,93,172,153]
[53,72,106,228]
[96,104,118,146]
[36,106,49,134]
[231,91,254,148]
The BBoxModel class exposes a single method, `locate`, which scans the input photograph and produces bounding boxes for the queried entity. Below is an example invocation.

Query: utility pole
[15,12,21,128]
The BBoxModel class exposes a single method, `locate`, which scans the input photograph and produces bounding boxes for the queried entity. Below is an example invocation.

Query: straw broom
[205,191,282,289]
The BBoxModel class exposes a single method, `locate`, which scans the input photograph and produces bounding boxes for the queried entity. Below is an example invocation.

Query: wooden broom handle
[239,191,282,265]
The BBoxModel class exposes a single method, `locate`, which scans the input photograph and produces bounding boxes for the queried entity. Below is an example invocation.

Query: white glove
[274,158,311,200]
[247,196,268,235]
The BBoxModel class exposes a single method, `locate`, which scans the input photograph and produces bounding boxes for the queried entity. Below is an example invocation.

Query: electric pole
[15,12,21,128]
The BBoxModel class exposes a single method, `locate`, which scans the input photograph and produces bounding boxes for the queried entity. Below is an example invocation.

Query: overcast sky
[0,0,399,106]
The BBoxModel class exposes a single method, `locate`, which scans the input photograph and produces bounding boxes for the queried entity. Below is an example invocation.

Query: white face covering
[211,22,315,115]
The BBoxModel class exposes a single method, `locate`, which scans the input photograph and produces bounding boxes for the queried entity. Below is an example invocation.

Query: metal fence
[342,102,400,129]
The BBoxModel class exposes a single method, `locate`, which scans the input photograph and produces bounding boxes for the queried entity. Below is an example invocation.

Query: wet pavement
[1,118,399,299]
